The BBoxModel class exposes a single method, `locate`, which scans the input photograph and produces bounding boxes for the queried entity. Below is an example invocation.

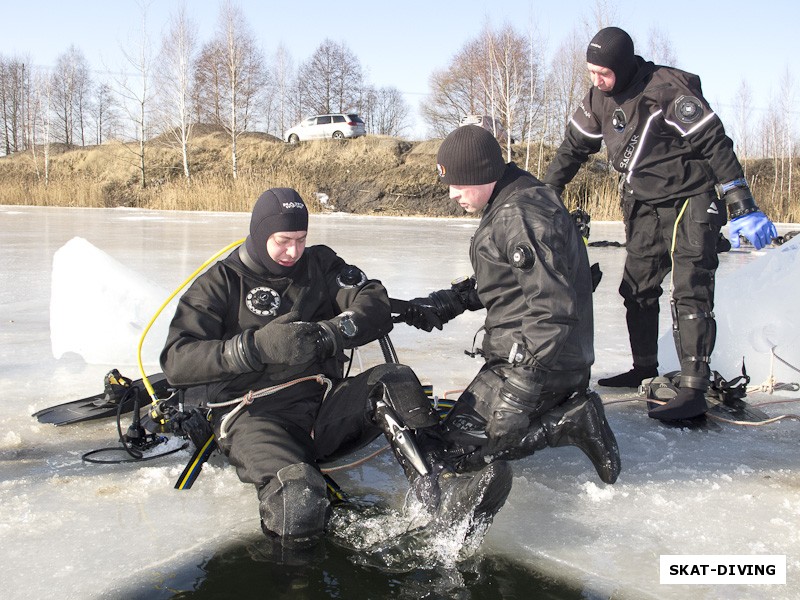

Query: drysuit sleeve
[544,90,605,192]
[661,73,744,185]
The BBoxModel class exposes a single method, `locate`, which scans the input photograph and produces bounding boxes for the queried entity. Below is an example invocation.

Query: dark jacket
[473,163,594,387]
[544,59,744,204]
[160,244,392,427]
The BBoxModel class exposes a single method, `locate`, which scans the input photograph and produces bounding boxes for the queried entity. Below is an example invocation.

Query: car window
[302,117,315,127]
[332,115,345,123]
[316,116,332,125]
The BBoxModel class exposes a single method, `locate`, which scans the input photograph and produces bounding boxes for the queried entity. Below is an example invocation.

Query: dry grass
[1,133,797,222]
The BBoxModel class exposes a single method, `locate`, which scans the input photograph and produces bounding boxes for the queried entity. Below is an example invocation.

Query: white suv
[285,113,366,143]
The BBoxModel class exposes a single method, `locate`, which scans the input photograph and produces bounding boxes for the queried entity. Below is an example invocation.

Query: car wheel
[332,131,344,140]
[288,134,299,144]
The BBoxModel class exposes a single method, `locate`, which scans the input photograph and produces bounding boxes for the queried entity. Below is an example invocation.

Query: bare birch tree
[731,80,754,178]
[51,46,92,146]
[91,82,119,145]
[296,39,364,116]
[214,0,266,179]
[29,68,53,184]
[272,43,294,137]
[0,55,29,155]
[116,0,154,188]
[422,25,536,147]
[645,26,678,66]
[361,85,410,136]
[545,28,586,143]
[156,2,198,181]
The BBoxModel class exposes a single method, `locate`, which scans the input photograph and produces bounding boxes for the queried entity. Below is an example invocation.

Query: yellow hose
[669,199,690,291]
[137,238,245,401]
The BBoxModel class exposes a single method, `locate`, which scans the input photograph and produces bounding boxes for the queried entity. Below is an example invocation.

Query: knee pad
[442,367,503,440]
[258,463,329,541]
[367,364,439,429]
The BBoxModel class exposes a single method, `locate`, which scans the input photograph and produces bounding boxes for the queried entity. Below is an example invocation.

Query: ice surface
[1,206,799,599]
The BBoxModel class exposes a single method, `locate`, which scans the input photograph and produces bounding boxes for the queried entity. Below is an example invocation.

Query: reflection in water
[162,535,582,600]
[145,499,583,600]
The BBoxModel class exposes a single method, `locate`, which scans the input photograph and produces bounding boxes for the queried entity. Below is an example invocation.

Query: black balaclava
[243,188,309,276]
[586,26,637,95]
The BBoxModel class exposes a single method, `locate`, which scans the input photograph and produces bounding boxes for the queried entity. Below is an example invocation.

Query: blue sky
[3,0,797,137]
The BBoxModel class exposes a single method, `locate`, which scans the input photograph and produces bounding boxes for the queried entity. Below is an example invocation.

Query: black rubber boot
[540,391,621,484]
[428,461,513,537]
[598,365,658,388]
[648,386,707,421]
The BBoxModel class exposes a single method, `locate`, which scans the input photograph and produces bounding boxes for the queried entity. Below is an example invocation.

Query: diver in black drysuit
[543,26,778,421]
[395,126,621,485]
[160,188,510,550]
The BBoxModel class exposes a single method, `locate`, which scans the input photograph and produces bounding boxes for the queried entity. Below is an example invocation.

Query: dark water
[155,537,583,600]
[119,499,586,600]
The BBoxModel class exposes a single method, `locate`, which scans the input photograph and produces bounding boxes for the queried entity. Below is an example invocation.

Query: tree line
[0,0,796,211]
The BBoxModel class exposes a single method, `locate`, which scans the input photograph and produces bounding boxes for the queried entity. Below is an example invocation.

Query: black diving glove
[397,296,446,331]
[486,367,545,454]
[253,312,330,366]
[396,276,480,332]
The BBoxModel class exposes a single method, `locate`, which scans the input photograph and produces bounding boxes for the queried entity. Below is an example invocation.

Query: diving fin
[639,374,718,430]
[639,369,770,426]
[705,367,771,423]
[706,396,771,423]
[33,370,170,426]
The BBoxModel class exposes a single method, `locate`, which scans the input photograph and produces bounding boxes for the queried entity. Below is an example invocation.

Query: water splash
[327,494,490,572]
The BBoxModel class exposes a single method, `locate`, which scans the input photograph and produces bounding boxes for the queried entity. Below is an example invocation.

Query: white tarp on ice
[50,236,175,366]
[658,235,800,388]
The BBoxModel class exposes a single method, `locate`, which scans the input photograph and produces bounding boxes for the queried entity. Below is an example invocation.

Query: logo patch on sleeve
[676,95,703,123]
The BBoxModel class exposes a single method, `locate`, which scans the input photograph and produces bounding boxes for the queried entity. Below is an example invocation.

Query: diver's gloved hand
[486,367,545,454]
[395,278,480,332]
[396,296,445,331]
[253,312,326,365]
[729,211,778,250]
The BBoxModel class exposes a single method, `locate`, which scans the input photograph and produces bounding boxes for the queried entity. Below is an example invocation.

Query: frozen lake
[1,205,799,599]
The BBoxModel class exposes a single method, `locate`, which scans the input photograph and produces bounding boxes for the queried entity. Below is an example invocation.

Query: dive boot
[649,386,707,421]
[639,375,679,411]
[427,460,513,537]
[541,391,621,484]
[598,365,658,388]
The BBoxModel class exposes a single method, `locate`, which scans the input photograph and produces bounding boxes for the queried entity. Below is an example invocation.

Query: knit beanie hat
[436,125,506,185]
[244,188,309,275]
[586,27,637,94]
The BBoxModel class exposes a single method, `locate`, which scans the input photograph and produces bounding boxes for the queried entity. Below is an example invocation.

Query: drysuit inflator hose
[136,238,246,402]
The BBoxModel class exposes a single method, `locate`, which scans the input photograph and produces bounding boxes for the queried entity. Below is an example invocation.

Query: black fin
[33,372,169,426]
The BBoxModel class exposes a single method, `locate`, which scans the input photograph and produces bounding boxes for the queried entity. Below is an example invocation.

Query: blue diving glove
[728,211,777,250]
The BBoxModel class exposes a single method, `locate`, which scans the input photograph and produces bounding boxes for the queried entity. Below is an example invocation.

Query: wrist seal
[718,179,760,219]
